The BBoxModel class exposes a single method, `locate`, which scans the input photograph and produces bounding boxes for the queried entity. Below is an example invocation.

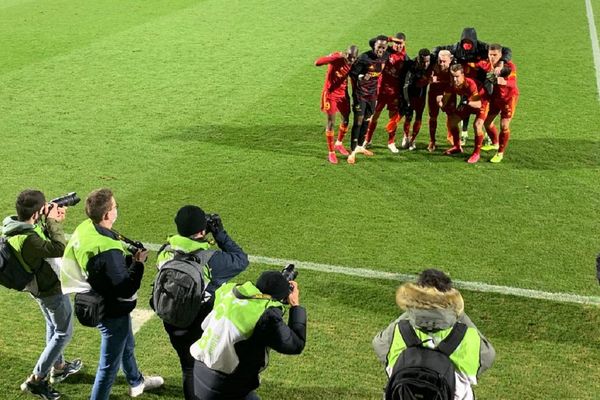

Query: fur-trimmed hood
[396,283,464,331]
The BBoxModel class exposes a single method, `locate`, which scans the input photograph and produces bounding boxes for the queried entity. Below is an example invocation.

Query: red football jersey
[378,49,406,96]
[476,60,519,101]
[450,76,480,100]
[429,64,452,94]
[315,52,352,99]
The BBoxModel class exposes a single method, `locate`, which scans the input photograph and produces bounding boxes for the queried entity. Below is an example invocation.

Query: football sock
[473,132,484,155]
[337,124,349,142]
[413,120,422,136]
[486,124,499,144]
[499,128,510,153]
[325,130,335,152]
[429,119,437,144]
[365,119,378,144]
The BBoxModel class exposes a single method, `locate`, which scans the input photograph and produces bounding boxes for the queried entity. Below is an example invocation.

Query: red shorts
[321,92,350,116]
[453,100,489,121]
[490,95,519,119]
[375,92,400,113]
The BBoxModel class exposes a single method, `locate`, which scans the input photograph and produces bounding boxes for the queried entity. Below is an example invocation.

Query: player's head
[437,50,453,70]
[460,27,477,51]
[488,43,503,66]
[345,45,359,64]
[450,63,465,86]
[391,32,406,52]
[370,35,388,57]
[417,48,431,69]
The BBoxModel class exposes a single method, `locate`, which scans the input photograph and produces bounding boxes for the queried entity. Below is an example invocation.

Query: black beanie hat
[256,271,291,301]
[174,205,207,237]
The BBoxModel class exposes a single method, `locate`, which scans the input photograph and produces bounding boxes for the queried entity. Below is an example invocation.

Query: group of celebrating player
[315,28,519,165]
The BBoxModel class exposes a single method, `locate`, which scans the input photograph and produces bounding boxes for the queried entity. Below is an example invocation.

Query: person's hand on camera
[46,203,66,222]
[134,249,148,263]
[287,281,300,306]
[207,215,224,236]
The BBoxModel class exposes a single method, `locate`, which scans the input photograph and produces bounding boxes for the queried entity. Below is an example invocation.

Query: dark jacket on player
[350,50,386,102]
[433,27,512,64]
[193,305,307,400]
[402,58,432,102]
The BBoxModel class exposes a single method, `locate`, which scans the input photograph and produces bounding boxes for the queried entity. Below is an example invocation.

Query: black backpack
[0,236,34,291]
[385,320,468,400]
[152,247,215,328]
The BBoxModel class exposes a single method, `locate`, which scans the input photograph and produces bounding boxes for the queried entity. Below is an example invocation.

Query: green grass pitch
[1,0,599,399]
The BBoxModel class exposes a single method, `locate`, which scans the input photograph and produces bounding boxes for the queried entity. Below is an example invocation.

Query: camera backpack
[152,247,215,328]
[385,320,467,400]
[0,236,34,291]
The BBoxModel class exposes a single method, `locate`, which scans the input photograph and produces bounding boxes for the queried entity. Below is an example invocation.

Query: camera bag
[74,290,105,327]
[385,320,467,400]
[152,248,215,328]
[0,237,34,291]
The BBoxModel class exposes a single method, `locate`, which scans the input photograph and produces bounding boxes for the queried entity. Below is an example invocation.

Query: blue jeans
[33,293,74,378]
[90,314,143,400]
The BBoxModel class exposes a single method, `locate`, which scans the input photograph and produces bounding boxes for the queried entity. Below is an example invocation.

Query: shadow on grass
[159,124,600,170]
[259,380,381,400]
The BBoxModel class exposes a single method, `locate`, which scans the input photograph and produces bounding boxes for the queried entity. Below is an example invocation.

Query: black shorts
[353,99,376,119]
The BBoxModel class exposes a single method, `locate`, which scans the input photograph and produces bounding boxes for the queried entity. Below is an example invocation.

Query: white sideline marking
[131,309,155,335]
[585,0,600,101]
[138,241,600,306]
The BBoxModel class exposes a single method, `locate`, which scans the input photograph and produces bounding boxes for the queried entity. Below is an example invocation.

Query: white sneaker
[363,141,372,149]
[401,135,410,149]
[408,141,417,151]
[129,375,164,397]
[460,131,468,146]
[387,143,399,153]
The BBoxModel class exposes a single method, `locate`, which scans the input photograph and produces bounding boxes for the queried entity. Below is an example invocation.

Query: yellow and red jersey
[315,52,352,99]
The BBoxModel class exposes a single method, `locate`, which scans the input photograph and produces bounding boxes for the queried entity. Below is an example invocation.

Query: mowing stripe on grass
[137,241,600,306]
[585,0,600,101]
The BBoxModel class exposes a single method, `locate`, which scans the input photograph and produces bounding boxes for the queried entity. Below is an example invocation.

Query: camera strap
[232,286,273,301]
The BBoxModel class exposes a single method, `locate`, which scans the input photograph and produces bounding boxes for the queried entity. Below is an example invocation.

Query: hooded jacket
[373,282,495,381]
[1,216,65,297]
[433,27,512,65]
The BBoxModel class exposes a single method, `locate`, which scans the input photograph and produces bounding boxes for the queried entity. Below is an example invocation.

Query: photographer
[155,205,249,400]
[191,270,306,400]
[60,188,162,399]
[2,189,81,400]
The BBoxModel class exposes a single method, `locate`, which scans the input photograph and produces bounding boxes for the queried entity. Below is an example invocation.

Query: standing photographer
[190,270,306,400]
[60,188,163,399]
[2,189,82,400]
[155,205,249,400]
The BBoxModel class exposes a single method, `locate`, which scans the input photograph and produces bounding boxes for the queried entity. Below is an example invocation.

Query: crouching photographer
[1,190,81,400]
[153,205,249,400]
[190,269,307,400]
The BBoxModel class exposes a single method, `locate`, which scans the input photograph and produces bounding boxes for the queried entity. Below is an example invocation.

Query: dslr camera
[205,213,223,235]
[48,192,80,211]
[281,264,298,282]
[280,264,298,304]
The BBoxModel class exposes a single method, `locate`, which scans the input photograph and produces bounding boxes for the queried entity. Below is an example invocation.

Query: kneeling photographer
[153,205,249,400]
[190,269,306,400]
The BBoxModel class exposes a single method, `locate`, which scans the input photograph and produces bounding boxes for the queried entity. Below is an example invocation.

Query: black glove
[206,214,224,235]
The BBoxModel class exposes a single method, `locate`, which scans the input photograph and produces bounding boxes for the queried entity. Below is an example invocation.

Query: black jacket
[193,305,307,400]
[433,27,512,64]
[86,224,144,319]
[163,229,249,335]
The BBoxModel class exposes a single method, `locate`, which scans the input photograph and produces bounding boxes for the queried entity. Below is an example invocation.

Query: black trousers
[163,304,212,400]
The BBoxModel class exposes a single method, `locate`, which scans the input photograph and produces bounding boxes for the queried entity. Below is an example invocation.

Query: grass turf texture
[0,0,599,399]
